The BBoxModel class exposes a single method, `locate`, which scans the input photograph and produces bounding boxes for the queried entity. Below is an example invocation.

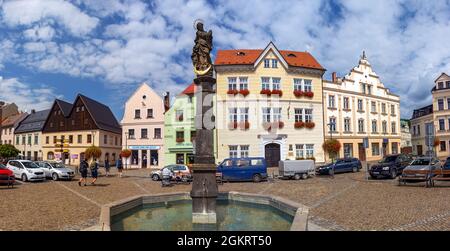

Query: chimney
[332,72,337,83]
[31,109,36,114]
[164,92,170,112]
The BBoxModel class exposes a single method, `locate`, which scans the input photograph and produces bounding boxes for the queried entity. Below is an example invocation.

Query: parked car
[316,158,362,175]
[151,164,192,181]
[401,157,441,180]
[0,163,15,186]
[34,161,75,181]
[279,160,315,180]
[369,154,413,179]
[443,157,450,170]
[6,160,45,182]
[217,157,268,182]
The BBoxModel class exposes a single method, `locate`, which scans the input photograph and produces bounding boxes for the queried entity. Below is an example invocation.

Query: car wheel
[352,166,358,173]
[301,173,308,180]
[252,174,262,183]
[152,174,160,181]
[328,169,334,176]
[52,173,59,181]
[293,174,301,180]
[390,169,397,179]
[21,174,28,182]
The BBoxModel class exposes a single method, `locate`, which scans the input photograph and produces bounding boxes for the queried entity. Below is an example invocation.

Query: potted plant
[293,90,304,97]
[271,89,283,97]
[120,149,132,158]
[294,121,305,129]
[304,91,314,98]
[85,145,102,165]
[239,89,250,97]
[260,89,271,96]
[305,122,315,129]
[227,89,239,95]
[295,157,305,160]
[322,139,341,161]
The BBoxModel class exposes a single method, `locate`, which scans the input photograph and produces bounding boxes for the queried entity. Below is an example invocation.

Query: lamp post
[124,131,128,170]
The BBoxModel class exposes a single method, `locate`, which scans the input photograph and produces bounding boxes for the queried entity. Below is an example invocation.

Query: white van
[6,160,45,182]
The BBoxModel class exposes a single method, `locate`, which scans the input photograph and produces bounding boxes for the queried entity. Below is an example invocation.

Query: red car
[0,163,15,187]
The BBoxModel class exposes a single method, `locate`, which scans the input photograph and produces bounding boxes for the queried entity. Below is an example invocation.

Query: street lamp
[327,121,336,140]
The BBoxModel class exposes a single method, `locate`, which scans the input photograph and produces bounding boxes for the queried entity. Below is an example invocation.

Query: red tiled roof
[181,83,196,95]
[214,49,325,70]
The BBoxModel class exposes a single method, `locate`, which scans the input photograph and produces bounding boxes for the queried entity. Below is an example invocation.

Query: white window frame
[272,59,278,68]
[261,77,270,90]
[295,108,303,122]
[229,108,238,123]
[344,118,351,132]
[295,144,304,159]
[264,59,270,68]
[229,145,238,158]
[228,77,237,90]
[304,79,312,92]
[329,95,335,108]
[239,77,248,90]
[240,145,249,158]
[293,79,302,91]
[272,78,281,90]
[304,109,313,123]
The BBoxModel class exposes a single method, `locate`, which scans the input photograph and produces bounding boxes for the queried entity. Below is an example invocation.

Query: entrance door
[141,151,147,168]
[417,145,423,156]
[358,143,366,161]
[265,143,281,167]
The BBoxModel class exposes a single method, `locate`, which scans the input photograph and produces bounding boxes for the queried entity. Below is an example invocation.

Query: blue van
[217,157,268,182]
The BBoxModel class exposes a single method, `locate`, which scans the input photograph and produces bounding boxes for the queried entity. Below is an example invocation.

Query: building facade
[1,113,28,146]
[0,101,20,145]
[400,119,412,153]
[215,42,326,166]
[42,95,122,166]
[411,73,450,159]
[14,109,51,161]
[323,52,401,162]
[164,83,196,166]
[121,83,165,169]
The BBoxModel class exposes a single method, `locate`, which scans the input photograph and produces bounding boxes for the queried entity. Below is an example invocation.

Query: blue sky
[1,0,450,120]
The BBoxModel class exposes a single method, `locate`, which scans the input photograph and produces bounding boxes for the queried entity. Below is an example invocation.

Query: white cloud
[1,0,98,36]
[0,76,59,112]
[1,0,450,118]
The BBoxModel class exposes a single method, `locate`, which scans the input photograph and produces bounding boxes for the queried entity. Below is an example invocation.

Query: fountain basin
[99,192,309,231]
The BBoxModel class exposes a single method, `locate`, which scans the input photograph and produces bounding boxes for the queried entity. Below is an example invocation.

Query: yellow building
[323,52,401,162]
[214,42,326,166]
[411,73,450,159]
[41,95,122,166]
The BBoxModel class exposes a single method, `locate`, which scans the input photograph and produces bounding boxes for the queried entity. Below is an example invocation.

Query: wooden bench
[430,169,450,187]
[398,170,432,187]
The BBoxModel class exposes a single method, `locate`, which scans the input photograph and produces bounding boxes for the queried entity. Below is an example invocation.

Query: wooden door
[265,143,281,167]
[358,143,366,161]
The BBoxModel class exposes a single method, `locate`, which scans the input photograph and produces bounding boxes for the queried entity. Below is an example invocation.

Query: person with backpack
[78,159,88,186]
[91,159,99,185]
[116,156,123,178]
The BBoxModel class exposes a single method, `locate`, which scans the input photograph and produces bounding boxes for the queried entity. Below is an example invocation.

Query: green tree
[0,144,20,159]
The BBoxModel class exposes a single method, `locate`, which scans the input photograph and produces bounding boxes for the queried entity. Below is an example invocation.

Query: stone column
[191,75,218,224]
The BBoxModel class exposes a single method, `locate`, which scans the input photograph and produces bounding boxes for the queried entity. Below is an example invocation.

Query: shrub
[0,144,20,158]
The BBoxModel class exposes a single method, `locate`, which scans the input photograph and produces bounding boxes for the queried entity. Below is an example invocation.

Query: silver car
[401,157,441,178]
[151,164,192,181]
[35,161,75,181]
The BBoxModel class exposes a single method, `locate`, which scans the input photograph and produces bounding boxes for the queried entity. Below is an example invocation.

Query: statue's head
[196,22,204,31]
[194,19,204,31]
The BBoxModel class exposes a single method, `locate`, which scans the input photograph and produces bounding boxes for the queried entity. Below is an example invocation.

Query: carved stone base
[192,212,217,224]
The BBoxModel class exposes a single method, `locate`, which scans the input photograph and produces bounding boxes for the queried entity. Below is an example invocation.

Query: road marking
[133,181,150,193]
[55,182,102,207]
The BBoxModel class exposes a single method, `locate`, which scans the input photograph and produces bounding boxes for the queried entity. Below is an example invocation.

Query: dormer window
[264,59,270,68]
[438,82,444,89]
[236,51,246,56]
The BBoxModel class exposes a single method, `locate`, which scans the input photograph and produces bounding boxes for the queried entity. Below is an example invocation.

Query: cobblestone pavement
[1,168,449,230]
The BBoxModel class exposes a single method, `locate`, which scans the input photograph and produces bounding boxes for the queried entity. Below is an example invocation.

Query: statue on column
[191,19,213,77]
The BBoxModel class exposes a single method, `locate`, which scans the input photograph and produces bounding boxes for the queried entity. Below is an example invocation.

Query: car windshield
[22,162,39,169]
[0,164,6,169]
[411,159,430,166]
[379,156,398,163]
[51,163,66,168]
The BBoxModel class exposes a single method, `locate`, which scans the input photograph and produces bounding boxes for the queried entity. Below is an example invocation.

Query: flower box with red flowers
[177,115,184,121]
[240,121,250,130]
[304,91,314,98]
[228,121,238,130]
[239,89,250,97]
[277,121,285,129]
[227,89,239,95]
[294,121,305,129]
[176,138,185,143]
[262,122,272,131]
[271,89,283,97]
[305,122,315,129]
[260,89,271,96]
[293,90,304,97]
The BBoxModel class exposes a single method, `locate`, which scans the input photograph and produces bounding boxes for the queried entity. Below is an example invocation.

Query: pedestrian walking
[91,159,99,185]
[78,159,88,186]
[104,159,110,177]
[116,156,123,178]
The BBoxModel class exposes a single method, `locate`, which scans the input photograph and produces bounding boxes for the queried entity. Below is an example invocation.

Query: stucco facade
[411,73,450,159]
[215,42,326,166]
[323,53,401,162]
[121,83,165,169]
[164,84,196,166]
